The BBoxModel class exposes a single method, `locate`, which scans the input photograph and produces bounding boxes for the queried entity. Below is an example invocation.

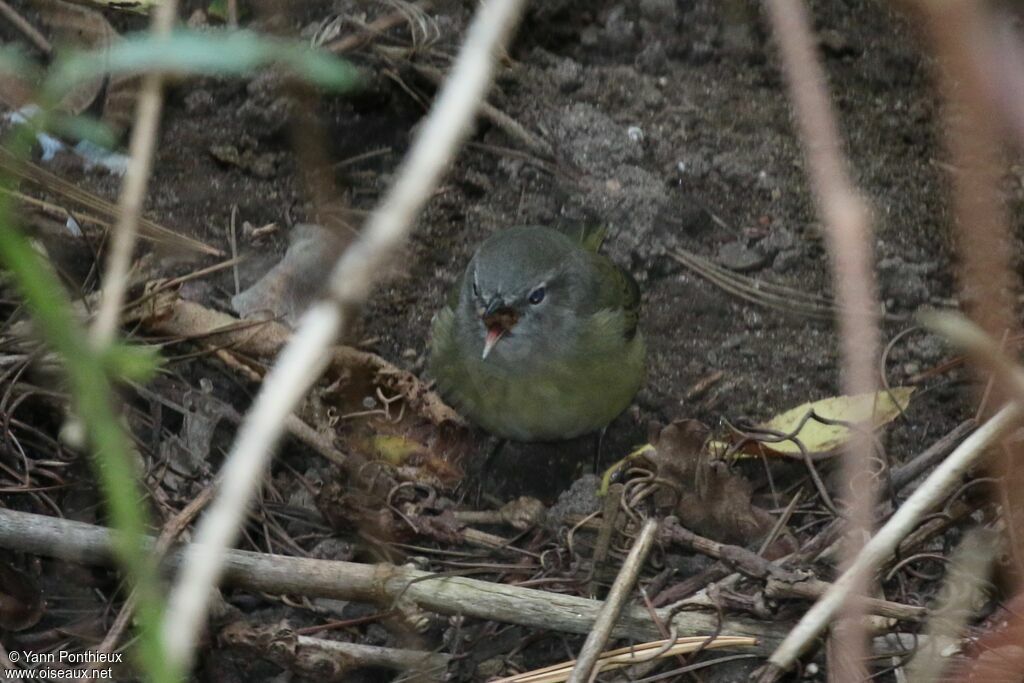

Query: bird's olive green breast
[428,224,644,441]
[429,306,644,441]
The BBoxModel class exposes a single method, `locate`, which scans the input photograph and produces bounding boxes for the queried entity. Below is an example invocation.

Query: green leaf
[46,29,360,97]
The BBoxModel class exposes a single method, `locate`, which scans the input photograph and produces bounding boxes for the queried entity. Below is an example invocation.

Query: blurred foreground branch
[764,0,882,677]
[89,0,178,346]
[162,0,528,670]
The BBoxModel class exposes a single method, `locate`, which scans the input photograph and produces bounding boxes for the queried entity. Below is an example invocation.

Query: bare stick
[294,635,448,671]
[916,0,1024,576]
[411,62,553,157]
[220,620,450,675]
[922,314,1024,410]
[757,402,1021,680]
[764,1,881,678]
[0,0,52,55]
[568,519,659,683]
[89,0,179,347]
[326,1,434,55]
[654,419,975,608]
[0,508,783,652]
[917,0,1019,344]
[662,519,925,622]
[161,0,527,670]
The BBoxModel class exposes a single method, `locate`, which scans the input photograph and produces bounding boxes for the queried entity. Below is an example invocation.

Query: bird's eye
[528,286,546,305]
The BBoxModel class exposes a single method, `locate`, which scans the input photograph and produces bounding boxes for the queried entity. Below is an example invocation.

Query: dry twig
[219,620,450,677]
[662,519,925,622]
[492,636,757,683]
[567,519,659,683]
[0,0,52,55]
[916,0,1024,581]
[89,0,179,346]
[764,0,882,678]
[0,153,222,255]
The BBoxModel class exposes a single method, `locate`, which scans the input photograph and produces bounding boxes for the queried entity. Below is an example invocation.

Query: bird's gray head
[457,226,592,363]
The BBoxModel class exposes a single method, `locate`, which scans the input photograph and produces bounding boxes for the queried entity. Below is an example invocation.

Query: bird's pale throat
[481,307,519,359]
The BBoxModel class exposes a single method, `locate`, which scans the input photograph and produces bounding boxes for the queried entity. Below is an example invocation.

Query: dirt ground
[0,0,1013,680]
[141,0,979,495]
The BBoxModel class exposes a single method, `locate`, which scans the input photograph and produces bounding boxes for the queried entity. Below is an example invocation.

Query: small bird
[429,225,645,442]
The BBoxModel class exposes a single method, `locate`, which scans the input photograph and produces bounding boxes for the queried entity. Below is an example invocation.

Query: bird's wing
[557,223,608,253]
[590,253,641,341]
[558,223,640,339]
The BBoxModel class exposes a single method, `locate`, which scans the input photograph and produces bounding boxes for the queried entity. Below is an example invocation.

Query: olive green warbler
[428,225,645,441]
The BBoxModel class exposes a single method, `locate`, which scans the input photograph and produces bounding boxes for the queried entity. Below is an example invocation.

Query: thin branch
[160,0,528,670]
[325,0,434,55]
[662,519,926,622]
[220,620,451,675]
[0,0,52,56]
[764,1,881,679]
[0,153,223,256]
[411,62,553,157]
[914,0,1024,579]
[568,519,659,683]
[89,0,179,347]
[0,508,784,652]
[757,402,1021,680]
[922,313,1024,409]
[916,0,1019,345]
[493,637,757,683]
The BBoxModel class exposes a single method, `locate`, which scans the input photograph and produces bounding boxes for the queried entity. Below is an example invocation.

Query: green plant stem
[0,130,176,682]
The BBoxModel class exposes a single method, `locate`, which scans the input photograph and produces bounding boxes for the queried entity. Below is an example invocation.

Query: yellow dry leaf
[366,434,424,465]
[759,387,914,456]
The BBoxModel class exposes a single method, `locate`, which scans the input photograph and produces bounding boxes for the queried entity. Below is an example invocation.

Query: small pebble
[717,241,770,272]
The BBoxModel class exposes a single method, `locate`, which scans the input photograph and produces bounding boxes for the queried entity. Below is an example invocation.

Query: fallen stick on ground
[410,62,554,158]
[568,519,659,683]
[0,508,784,654]
[661,520,926,623]
[219,619,451,676]
[492,636,758,683]
[756,402,1021,681]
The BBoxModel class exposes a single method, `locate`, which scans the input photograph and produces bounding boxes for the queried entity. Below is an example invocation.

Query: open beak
[481,296,518,360]
[482,325,505,359]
